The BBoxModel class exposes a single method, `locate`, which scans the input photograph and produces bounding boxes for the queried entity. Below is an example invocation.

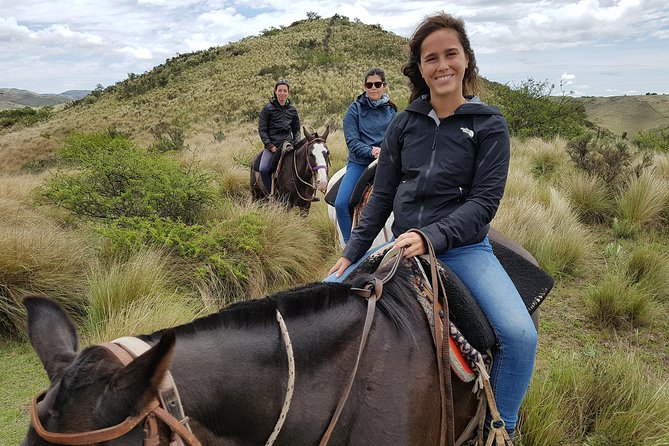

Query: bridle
[29,341,201,446]
[292,137,330,202]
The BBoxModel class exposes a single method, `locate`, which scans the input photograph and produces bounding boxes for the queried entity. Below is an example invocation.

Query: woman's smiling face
[418,28,468,100]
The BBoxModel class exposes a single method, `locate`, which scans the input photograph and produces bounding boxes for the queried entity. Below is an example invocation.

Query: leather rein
[292,137,329,202]
[30,340,201,446]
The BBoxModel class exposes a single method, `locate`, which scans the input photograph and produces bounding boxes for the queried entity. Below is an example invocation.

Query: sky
[1,0,668,97]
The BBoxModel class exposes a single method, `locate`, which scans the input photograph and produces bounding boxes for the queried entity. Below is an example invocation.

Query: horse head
[302,126,330,193]
[21,296,178,446]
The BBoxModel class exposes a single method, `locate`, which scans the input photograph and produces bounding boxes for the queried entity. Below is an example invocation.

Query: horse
[251,127,330,214]
[21,257,490,446]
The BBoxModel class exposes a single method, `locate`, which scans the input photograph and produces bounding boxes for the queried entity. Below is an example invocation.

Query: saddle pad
[324,175,340,206]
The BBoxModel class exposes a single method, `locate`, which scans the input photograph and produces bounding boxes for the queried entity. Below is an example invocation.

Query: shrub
[566,130,652,185]
[150,118,188,152]
[634,128,669,153]
[485,79,587,139]
[39,132,214,223]
[0,107,53,130]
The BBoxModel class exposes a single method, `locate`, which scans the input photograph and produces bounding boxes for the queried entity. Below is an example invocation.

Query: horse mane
[166,263,420,338]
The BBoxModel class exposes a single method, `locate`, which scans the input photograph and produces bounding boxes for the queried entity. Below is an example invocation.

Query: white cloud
[1,0,668,95]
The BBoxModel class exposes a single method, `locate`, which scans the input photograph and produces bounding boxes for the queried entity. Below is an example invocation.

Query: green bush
[0,107,53,130]
[634,128,669,153]
[485,79,588,139]
[39,132,214,223]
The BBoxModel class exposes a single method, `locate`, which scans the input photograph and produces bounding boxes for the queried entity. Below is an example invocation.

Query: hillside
[0,88,90,110]
[573,94,669,137]
[0,16,411,173]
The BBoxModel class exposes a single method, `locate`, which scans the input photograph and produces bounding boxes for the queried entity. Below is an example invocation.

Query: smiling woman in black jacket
[257,79,301,194]
[330,12,536,444]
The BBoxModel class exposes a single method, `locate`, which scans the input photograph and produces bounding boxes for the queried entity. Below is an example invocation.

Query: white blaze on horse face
[313,142,329,192]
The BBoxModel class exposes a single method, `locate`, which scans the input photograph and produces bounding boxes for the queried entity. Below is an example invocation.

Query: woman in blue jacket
[331,13,535,444]
[335,68,396,243]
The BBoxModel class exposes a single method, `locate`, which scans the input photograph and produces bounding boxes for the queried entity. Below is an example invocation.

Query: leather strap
[409,229,455,446]
[319,247,403,445]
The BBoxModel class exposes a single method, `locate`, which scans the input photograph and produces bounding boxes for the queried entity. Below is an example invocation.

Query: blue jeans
[334,161,368,244]
[259,148,277,193]
[438,236,537,430]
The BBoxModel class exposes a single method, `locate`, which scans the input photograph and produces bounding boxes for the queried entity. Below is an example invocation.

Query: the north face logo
[460,127,474,138]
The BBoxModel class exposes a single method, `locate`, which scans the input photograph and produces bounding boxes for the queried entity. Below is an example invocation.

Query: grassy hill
[573,94,669,137]
[0,88,88,110]
[0,16,411,173]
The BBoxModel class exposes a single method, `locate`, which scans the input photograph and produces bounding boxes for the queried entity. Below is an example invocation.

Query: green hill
[573,94,669,137]
[0,16,412,173]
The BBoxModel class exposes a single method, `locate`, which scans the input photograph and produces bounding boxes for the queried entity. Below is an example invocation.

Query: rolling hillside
[0,88,90,110]
[574,94,669,137]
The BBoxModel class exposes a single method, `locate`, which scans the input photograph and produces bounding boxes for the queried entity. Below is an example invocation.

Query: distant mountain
[0,88,91,110]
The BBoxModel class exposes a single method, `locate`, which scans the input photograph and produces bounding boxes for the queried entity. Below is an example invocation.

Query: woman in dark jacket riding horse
[257,79,301,194]
[330,12,536,444]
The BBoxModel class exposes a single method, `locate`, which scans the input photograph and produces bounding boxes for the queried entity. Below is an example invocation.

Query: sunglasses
[364,81,386,89]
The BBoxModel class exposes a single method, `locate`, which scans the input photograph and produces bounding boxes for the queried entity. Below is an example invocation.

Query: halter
[292,137,330,202]
[29,341,201,446]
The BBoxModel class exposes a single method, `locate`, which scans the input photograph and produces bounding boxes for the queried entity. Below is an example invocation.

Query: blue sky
[1,0,667,96]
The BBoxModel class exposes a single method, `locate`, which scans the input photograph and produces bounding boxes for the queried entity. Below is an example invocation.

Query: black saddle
[346,235,554,353]
[325,162,377,210]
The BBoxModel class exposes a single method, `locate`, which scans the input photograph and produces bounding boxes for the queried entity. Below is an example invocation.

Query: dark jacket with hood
[343,96,510,262]
[258,97,301,150]
[343,93,397,165]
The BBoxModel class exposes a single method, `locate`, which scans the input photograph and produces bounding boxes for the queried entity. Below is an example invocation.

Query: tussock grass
[521,350,669,446]
[559,170,613,224]
[0,218,93,336]
[525,137,571,181]
[616,171,669,228]
[495,189,597,278]
[85,249,202,343]
[586,272,655,328]
[652,153,669,179]
[626,244,669,303]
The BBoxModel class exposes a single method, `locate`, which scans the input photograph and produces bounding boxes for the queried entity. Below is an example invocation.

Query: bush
[485,79,587,140]
[39,131,214,223]
[0,107,53,130]
[634,128,669,153]
[566,130,652,185]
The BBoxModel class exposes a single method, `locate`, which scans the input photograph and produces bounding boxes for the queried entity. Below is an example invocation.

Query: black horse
[21,261,487,446]
[251,127,330,214]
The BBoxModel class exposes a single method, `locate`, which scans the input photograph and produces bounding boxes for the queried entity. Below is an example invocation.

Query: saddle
[345,235,553,356]
[251,141,296,196]
[324,161,377,213]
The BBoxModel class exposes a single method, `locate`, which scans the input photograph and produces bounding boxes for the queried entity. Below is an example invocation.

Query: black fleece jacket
[343,96,510,262]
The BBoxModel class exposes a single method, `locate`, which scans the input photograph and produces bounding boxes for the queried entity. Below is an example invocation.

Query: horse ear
[111,330,176,404]
[24,296,79,382]
[321,126,330,141]
[303,126,313,141]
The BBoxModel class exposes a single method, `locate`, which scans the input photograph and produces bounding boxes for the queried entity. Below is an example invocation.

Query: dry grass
[616,171,669,227]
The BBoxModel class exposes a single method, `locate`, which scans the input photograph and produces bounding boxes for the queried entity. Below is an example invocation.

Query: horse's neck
[165,301,367,442]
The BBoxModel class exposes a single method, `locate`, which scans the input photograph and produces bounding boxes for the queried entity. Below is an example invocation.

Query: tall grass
[0,215,93,336]
[586,272,655,328]
[559,170,613,224]
[85,249,202,343]
[616,171,669,228]
[521,350,669,445]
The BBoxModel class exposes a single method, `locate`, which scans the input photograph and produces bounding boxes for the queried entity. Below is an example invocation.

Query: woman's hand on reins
[393,232,426,258]
[330,257,352,278]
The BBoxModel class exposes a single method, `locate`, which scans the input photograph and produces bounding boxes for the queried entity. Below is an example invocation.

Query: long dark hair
[402,12,482,103]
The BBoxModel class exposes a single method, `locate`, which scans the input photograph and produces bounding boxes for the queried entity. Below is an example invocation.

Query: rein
[292,137,328,202]
[29,340,201,446]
